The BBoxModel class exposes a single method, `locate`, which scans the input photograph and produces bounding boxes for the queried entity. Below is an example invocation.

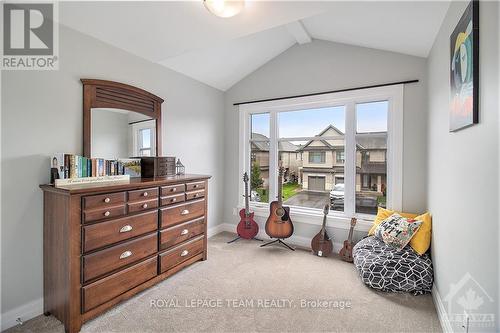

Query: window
[356,101,388,215]
[277,106,345,211]
[309,152,326,163]
[138,128,152,156]
[249,113,270,203]
[131,119,156,157]
[336,150,345,163]
[239,85,403,218]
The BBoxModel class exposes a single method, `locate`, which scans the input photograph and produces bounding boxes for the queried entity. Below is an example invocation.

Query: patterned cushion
[353,236,433,295]
[374,214,422,251]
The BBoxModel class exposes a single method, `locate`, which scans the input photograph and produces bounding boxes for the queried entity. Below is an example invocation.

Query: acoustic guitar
[236,172,259,239]
[264,166,294,239]
[311,204,333,257]
[339,218,357,262]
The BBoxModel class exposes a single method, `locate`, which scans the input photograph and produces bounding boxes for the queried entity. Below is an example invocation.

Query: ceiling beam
[285,21,312,45]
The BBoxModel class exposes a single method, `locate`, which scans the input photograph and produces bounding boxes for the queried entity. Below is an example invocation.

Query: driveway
[284,190,329,209]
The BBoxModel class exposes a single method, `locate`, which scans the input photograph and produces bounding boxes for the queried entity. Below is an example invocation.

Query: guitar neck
[244,180,249,216]
[277,172,283,207]
[347,219,356,243]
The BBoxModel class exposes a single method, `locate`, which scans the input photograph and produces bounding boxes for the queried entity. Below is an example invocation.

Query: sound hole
[275,208,285,218]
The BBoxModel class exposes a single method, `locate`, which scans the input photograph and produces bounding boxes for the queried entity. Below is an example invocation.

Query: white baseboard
[207,223,229,238]
[432,285,453,333]
[208,222,343,252]
[1,297,43,331]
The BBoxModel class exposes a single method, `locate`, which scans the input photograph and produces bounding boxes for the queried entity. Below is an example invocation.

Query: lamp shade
[203,0,245,18]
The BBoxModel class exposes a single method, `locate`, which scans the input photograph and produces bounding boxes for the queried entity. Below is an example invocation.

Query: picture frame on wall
[449,0,479,132]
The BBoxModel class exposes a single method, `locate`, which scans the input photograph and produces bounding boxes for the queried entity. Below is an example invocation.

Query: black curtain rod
[233,79,419,106]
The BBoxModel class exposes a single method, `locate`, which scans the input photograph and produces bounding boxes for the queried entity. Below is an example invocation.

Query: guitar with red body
[236,172,259,239]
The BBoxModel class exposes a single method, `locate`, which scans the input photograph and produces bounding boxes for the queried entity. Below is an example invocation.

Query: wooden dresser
[40,175,211,333]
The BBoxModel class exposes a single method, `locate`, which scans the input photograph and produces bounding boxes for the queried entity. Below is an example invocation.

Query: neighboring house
[251,133,300,186]
[297,125,387,193]
[298,125,346,191]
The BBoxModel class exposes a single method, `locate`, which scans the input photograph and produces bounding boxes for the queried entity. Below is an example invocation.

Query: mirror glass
[91,108,156,159]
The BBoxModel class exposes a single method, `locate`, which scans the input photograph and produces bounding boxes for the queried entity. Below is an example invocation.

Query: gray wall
[1,24,225,315]
[223,39,428,242]
[427,1,499,331]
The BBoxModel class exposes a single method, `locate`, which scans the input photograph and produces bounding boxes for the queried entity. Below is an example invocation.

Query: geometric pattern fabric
[353,236,433,295]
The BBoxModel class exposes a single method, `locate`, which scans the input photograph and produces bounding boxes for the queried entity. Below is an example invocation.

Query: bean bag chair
[353,236,433,295]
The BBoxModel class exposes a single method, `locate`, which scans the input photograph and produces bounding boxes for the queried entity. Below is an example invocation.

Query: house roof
[356,132,387,150]
[252,128,386,152]
[298,124,344,151]
[251,133,299,152]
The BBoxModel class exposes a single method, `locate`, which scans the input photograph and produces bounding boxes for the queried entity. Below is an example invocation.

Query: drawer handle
[120,225,133,233]
[194,184,199,188]
[104,211,110,217]
[119,250,132,259]
[180,250,189,257]
[181,229,189,235]
[143,192,148,197]
[171,198,177,203]
[171,188,177,192]
[194,193,200,198]
[104,197,111,203]
[142,203,148,209]
[181,209,190,215]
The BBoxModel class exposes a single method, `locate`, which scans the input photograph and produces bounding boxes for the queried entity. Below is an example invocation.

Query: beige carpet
[5,232,441,333]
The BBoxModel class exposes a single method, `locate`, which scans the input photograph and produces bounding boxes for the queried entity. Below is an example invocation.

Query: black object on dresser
[40,175,210,333]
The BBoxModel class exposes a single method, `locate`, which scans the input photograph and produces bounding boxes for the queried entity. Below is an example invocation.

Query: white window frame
[238,85,403,229]
[131,120,156,157]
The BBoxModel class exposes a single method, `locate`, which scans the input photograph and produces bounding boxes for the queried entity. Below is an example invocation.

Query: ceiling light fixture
[203,0,245,18]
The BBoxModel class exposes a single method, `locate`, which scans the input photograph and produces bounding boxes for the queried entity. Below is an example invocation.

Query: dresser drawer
[160,199,205,228]
[84,205,126,223]
[159,236,204,273]
[84,192,126,210]
[161,184,185,196]
[161,193,185,206]
[127,198,158,213]
[82,257,157,313]
[186,181,205,192]
[185,189,205,201]
[128,187,158,202]
[83,233,157,282]
[83,210,158,252]
[159,217,205,250]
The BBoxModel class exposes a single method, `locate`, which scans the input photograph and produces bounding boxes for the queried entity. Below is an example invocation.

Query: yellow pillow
[368,207,432,255]
[409,212,432,255]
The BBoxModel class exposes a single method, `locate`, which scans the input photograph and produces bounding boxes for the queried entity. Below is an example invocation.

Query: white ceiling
[60,1,450,91]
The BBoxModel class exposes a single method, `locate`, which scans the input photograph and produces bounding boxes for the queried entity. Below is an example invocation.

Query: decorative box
[140,157,176,177]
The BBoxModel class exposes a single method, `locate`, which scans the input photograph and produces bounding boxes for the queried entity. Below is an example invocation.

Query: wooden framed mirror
[82,79,163,159]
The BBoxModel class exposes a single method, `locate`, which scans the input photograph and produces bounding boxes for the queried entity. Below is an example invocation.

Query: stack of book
[50,154,141,182]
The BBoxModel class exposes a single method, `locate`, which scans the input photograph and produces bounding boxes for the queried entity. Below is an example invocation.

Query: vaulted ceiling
[60,1,450,91]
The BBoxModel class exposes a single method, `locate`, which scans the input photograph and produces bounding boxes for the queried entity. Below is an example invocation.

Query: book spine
[70,155,76,178]
[79,156,83,178]
[75,156,80,178]
[64,154,70,179]
[82,157,87,178]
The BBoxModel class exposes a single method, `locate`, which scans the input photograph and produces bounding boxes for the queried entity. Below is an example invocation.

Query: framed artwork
[450,0,479,132]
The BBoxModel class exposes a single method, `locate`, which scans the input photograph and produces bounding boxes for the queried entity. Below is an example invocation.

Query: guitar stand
[260,238,295,251]
[227,236,264,244]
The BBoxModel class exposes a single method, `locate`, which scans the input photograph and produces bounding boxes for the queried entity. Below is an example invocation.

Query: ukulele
[339,218,357,262]
[311,204,333,257]
[264,166,294,239]
[236,172,259,239]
